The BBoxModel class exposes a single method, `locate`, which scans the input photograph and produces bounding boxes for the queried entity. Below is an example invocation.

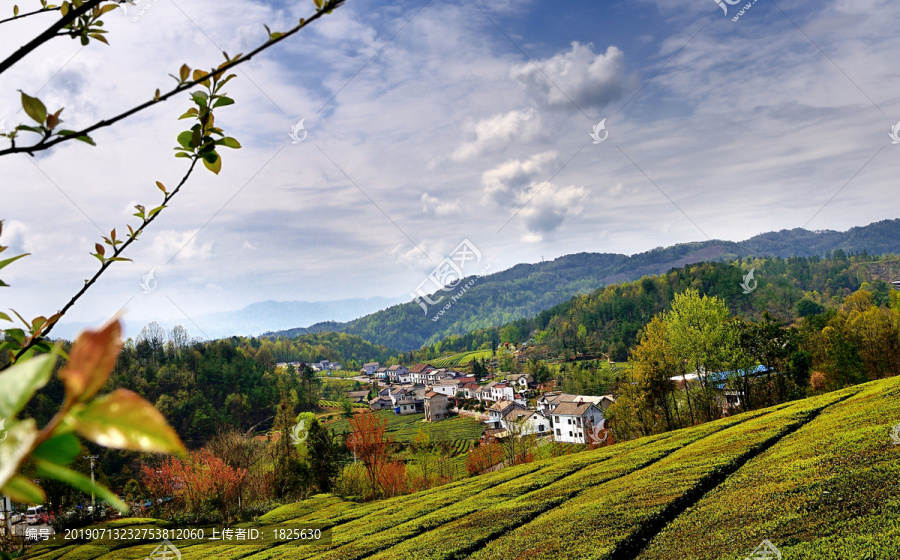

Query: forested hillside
[409,252,900,362]
[267,219,900,350]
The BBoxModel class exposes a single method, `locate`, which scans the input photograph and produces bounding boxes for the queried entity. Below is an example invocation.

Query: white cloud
[421,193,459,216]
[511,42,625,110]
[451,109,540,161]
[516,183,587,241]
[146,229,213,262]
[481,151,560,206]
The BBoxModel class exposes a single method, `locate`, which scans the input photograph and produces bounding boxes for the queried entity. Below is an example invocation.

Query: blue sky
[2,0,898,339]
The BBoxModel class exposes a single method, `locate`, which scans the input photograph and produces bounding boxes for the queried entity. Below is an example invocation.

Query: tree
[306,419,341,493]
[465,438,503,476]
[141,448,246,523]
[629,315,679,432]
[411,428,437,490]
[665,289,733,422]
[345,411,393,499]
[499,412,536,467]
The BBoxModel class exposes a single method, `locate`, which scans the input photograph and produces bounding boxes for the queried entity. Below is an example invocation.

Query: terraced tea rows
[28,376,900,560]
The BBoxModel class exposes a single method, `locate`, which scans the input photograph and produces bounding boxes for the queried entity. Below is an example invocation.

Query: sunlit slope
[29,376,900,560]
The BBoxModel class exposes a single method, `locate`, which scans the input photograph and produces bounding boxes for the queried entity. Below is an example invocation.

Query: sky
[1,0,899,340]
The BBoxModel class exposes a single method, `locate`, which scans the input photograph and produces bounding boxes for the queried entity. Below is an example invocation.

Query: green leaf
[0,312,11,322]
[202,151,221,175]
[180,63,190,82]
[35,460,128,512]
[1,475,45,504]
[177,130,194,150]
[217,137,241,149]
[0,354,55,419]
[32,432,81,465]
[0,420,40,492]
[212,96,234,108]
[0,252,29,272]
[58,130,96,145]
[74,388,187,455]
[20,91,47,124]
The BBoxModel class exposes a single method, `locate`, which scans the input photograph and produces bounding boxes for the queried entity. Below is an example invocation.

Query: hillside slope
[35,376,900,559]
[266,219,900,351]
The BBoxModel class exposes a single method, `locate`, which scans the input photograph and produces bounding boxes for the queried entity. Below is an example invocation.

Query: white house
[460,382,480,399]
[485,400,524,430]
[386,364,409,383]
[502,408,550,436]
[550,402,605,444]
[374,366,389,379]
[538,392,614,415]
[430,381,460,397]
[389,386,426,415]
[505,373,533,391]
[361,362,380,376]
[490,382,515,402]
[408,363,434,384]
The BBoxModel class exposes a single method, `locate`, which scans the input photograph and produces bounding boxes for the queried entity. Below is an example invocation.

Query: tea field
[25,376,900,559]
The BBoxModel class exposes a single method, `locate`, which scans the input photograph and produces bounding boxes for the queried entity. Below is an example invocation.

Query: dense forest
[266,219,900,350]
[408,251,900,362]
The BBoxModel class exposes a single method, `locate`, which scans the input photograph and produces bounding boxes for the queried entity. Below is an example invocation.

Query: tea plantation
[25,376,900,559]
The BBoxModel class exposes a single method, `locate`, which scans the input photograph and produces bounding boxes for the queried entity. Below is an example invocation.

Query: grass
[317,400,368,409]
[34,376,900,559]
[429,350,494,368]
[321,410,483,445]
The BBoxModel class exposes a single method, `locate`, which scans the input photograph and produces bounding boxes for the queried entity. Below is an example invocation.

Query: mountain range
[264,219,900,351]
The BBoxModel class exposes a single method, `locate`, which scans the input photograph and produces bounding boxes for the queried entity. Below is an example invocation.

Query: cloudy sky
[2,0,899,339]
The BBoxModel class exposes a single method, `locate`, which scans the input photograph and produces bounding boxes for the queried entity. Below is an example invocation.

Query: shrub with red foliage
[466,440,503,475]
[140,448,246,522]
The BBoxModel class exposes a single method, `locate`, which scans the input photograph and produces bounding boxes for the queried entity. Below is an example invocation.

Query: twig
[0,0,104,76]
[0,0,345,157]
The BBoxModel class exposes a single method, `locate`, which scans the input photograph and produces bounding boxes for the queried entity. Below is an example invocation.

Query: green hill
[34,375,900,559]
[266,219,900,351]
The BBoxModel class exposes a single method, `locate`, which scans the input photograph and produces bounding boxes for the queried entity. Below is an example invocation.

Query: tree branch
[0,0,345,157]
[0,0,104,76]
[0,5,61,26]
[8,157,199,365]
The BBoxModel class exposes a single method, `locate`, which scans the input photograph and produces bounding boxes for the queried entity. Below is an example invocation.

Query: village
[338,361,619,445]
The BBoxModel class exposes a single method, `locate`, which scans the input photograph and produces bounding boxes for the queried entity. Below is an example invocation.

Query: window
[568,431,573,437]
[555,428,561,436]
[567,418,572,425]
[555,416,560,423]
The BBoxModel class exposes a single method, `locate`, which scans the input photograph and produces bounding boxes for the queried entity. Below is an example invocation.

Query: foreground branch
[0,0,345,157]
